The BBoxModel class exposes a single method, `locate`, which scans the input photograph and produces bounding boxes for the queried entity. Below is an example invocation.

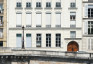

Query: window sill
[16,25,22,27]
[45,7,52,9]
[54,7,62,9]
[25,7,32,10]
[64,38,82,40]
[15,7,23,9]
[68,7,77,10]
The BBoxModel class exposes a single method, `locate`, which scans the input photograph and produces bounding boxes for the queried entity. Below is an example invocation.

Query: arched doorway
[67,41,79,52]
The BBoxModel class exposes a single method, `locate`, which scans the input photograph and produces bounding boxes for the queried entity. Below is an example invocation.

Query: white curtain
[36,13,41,26]
[84,21,88,34]
[85,4,88,17]
[16,34,22,48]
[16,13,22,26]
[46,13,51,25]
[26,13,32,26]
[26,34,31,48]
[56,13,61,25]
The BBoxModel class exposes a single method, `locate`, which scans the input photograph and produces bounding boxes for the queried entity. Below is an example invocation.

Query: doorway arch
[67,41,79,52]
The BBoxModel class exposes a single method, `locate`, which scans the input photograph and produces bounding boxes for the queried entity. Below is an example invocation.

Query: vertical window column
[26,13,32,27]
[46,13,51,27]
[56,13,61,27]
[16,34,22,47]
[36,13,42,27]
[26,34,31,48]
[36,34,41,47]
[56,34,61,47]
[46,34,51,47]
[16,13,22,27]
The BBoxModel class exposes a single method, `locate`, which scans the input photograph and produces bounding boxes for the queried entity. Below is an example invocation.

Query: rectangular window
[46,34,51,47]
[26,13,32,27]
[26,34,31,48]
[36,34,41,47]
[70,31,76,38]
[88,21,93,34]
[56,13,61,27]
[16,34,22,47]
[46,2,51,8]
[26,2,31,8]
[56,34,61,47]
[0,29,3,38]
[16,2,22,7]
[0,16,3,26]
[70,12,76,20]
[56,2,61,7]
[0,4,3,13]
[46,13,51,27]
[36,2,41,7]
[88,39,93,50]
[0,41,3,46]
[70,0,76,8]
[70,21,76,28]
[16,13,22,27]
[88,5,93,18]
[36,13,41,27]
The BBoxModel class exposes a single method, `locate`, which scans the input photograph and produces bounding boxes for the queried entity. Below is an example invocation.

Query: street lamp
[22,26,25,49]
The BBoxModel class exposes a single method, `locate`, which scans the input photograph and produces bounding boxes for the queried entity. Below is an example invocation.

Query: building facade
[7,0,82,52]
[83,0,93,52]
[0,0,7,47]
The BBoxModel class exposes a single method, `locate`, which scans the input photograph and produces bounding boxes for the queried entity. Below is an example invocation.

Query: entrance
[67,41,79,52]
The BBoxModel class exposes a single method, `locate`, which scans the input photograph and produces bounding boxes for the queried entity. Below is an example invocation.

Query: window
[46,2,51,8]
[46,34,51,47]
[0,16,3,26]
[0,41,3,46]
[26,34,31,48]
[16,34,22,47]
[16,13,22,27]
[70,21,76,28]
[56,13,61,27]
[70,12,76,20]
[26,2,31,8]
[88,21,93,34]
[56,34,61,47]
[36,34,41,47]
[26,13,32,27]
[0,4,3,13]
[70,0,76,8]
[0,29,3,38]
[36,2,41,7]
[88,5,93,18]
[46,13,51,27]
[56,2,61,7]
[88,39,93,50]
[36,13,42,27]
[70,31,76,38]
[16,2,22,7]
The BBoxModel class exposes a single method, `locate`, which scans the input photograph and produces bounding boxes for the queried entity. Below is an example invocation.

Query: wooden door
[67,41,79,52]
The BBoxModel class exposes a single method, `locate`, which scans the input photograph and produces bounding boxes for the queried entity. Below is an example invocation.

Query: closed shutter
[26,13,32,27]
[46,13,51,26]
[88,39,90,50]
[26,34,31,48]
[85,4,88,17]
[36,13,41,27]
[56,13,61,26]
[84,21,88,34]
[16,13,22,27]
[16,34,22,48]
[91,39,93,50]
